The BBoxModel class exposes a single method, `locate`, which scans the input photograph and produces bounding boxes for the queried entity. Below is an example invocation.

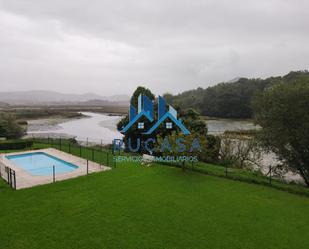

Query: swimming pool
[6,152,78,176]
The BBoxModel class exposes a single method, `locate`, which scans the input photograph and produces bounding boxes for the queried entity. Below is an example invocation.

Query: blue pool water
[6,152,78,176]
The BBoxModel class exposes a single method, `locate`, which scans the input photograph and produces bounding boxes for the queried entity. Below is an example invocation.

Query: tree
[252,80,309,186]
[117,87,209,154]
[219,134,262,170]
[180,108,207,136]
[165,71,309,119]
[130,86,155,107]
[117,86,155,152]
[0,113,24,139]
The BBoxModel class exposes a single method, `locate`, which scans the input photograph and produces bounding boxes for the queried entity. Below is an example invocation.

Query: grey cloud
[0,0,308,96]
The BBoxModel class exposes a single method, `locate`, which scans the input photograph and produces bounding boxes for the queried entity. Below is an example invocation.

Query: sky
[0,0,308,96]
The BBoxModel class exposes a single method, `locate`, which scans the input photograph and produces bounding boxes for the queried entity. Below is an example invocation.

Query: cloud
[0,0,308,95]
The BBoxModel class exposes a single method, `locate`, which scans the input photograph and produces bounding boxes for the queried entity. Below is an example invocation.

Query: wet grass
[0,162,309,249]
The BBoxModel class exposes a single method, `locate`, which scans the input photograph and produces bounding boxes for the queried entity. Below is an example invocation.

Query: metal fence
[1,135,305,192]
[0,160,16,189]
[11,158,103,190]
[32,136,277,186]
[28,133,118,147]
[32,137,115,167]
[0,137,114,189]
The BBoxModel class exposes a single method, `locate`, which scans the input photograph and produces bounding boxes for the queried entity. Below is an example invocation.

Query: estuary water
[27,112,258,143]
[26,112,303,183]
[27,112,123,144]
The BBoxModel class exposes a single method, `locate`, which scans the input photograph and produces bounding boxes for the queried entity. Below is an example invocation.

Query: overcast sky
[0,0,308,96]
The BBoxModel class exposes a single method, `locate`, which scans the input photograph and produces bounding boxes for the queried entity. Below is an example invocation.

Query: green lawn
[32,141,309,197]
[0,161,309,249]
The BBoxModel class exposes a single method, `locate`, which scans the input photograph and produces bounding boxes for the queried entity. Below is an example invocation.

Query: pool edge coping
[0,148,111,189]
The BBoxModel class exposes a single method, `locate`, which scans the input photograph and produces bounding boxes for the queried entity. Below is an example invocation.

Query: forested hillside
[165,71,309,118]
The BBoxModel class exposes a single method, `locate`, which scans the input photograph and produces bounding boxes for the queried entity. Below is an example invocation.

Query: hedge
[0,140,33,150]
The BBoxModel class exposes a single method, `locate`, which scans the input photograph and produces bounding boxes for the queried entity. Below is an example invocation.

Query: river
[26,112,303,183]
[207,119,259,134]
[27,112,258,143]
[27,112,123,144]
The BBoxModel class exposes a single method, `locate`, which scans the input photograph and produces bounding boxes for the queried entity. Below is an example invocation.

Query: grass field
[1,156,309,248]
[30,141,309,197]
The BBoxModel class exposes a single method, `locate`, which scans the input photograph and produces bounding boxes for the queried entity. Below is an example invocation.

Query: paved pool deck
[0,148,111,190]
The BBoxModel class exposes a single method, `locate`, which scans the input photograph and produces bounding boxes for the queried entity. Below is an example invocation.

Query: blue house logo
[120,94,190,135]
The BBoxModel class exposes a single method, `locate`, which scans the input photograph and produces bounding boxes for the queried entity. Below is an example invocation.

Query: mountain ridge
[0,90,130,105]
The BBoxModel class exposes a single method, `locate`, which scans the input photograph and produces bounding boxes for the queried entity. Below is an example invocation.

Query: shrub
[0,113,24,139]
[0,140,33,150]
[199,135,221,163]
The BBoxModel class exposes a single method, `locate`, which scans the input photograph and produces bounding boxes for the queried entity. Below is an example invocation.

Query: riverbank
[203,116,260,135]
[21,111,301,184]
[24,111,260,143]
[26,112,123,144]
[0,105,127,122]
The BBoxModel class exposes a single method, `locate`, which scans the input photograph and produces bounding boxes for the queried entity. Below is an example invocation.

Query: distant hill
[0,90,129,105]
[0,101,9,107]
[165,70,309,119]
[68,99,129,106]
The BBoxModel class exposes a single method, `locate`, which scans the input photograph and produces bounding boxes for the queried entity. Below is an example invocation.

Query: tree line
[119,73,309,186]
[165,71,309,119]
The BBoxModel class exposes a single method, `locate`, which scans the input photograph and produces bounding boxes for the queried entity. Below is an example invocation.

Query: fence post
[9,168,12,186]
[53,165,55,183]
[269,166,272,185]
[112,147,116,168]
[8,167,10,184]
[6,167,9,184]
[101,139,103,151]
[87,137,88,146]
[13,171,16,190]
[59,137,62,151]
[87,160,89,174]
[182,161,186,171]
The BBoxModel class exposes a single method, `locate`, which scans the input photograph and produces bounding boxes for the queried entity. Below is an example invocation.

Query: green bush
[198,135,221,163]
[0,140,33,150]
[0,113,24,139]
